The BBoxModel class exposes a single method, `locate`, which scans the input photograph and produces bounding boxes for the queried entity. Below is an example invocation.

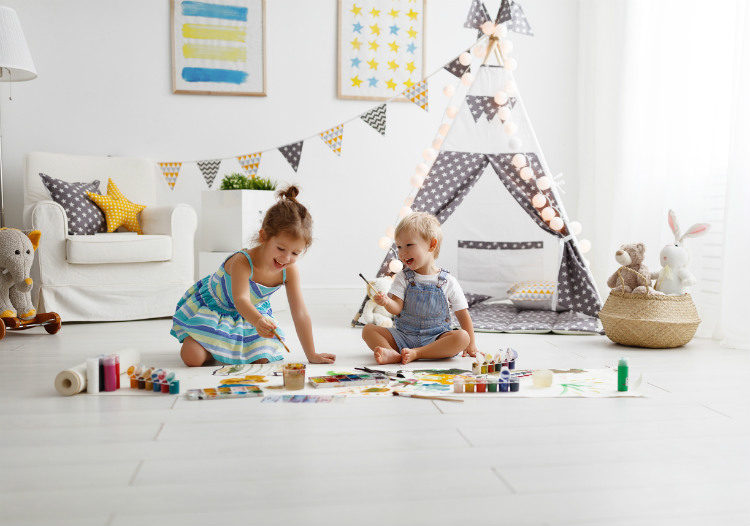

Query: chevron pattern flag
[238,153,262,178]
[404,80,428,111]
[158,162,181,190]
[496,0,534,36]
[197,159,221,188]
[278,141,304,172]
[361,105,387,136]
[444,56,471,79]
[320,125,344,156]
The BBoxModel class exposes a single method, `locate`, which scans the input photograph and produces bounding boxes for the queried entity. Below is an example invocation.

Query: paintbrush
[358,273,378,297]
[272,329,291,353]
[392,391,463,403]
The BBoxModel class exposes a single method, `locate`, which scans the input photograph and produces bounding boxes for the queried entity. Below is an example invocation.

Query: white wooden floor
[1,297,748,526]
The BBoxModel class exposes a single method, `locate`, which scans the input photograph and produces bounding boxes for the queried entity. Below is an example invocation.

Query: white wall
[1,0,579,290]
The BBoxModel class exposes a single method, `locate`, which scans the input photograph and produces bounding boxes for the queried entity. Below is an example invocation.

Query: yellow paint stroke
[183,43,246,62]
[220,375,268,385]
[182,24,246,42]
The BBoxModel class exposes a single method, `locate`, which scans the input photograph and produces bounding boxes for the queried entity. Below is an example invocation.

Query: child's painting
[171,0,266,96]
[338,0,425,100]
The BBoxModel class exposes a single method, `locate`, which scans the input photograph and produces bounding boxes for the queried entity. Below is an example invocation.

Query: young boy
[362,212,480,365]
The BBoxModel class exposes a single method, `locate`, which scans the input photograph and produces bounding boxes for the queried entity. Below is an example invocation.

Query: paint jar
[471,362,481,375]
[532,370,553,388]
[283,363,306,391]
[488,361,496,373]
[114,354,121,389]
[508,360,516,370]
[487,376,498,392]
[169,380,180,394]
[103,356,117,392]
[160,381,170,394]
[465,378,476,393]
[499,379,509,392]
[453,377,464,393]
[476,376,487,393]
[510,378,520,392]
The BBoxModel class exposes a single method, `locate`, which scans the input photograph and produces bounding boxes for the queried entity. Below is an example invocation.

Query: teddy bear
[359,275,394,328]
[606,242,652,294]
[0,228,41,320]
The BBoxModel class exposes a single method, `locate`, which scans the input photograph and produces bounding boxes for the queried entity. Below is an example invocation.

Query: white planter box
[201,190,276,252]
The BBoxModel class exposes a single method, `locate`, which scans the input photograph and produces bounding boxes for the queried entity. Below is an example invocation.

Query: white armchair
[23,152,197,322]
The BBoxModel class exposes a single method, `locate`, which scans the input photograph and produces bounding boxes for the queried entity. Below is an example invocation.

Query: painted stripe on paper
[182,23,246,42]
[183,43,246,62]
[181,1,248,21]
[181,67,248,84]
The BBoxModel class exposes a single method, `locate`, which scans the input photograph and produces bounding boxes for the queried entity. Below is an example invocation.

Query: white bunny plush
[650,210,710,295]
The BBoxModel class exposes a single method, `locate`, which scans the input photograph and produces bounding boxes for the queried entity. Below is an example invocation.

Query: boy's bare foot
[374,346,401,365]
[401,348,419,365]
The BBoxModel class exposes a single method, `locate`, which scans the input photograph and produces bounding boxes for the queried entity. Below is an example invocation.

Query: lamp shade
[0,7,36,82]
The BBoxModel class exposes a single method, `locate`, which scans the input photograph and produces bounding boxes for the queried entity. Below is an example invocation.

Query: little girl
[171,185,336,366]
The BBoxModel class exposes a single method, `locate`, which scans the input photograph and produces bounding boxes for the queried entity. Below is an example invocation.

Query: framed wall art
[171,0,266,96]
[337,0,425,101]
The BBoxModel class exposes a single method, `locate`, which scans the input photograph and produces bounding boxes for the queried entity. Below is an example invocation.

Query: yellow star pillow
[86,179,146,234]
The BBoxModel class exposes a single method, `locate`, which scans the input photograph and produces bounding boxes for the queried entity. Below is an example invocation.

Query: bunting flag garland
[158,162,181,190]
[278,141,304,172]
[361,104,387,136]
[464,0,491,38]
[466,95,517,122]
[404,80,428,111]
[496,0,534,36]
[444,57,471,79]
[238,153,262,178]
[320,125,344,156]
[197,159,221,188]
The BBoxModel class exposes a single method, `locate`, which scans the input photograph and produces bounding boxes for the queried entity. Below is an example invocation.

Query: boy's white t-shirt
[389,270,469,312]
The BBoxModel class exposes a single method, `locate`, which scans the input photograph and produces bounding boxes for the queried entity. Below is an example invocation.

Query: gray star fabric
[279,141,304,172]
[444,57,471,79]
[39,173,106,235]
[496,0,534,36]
[464,0,491,38]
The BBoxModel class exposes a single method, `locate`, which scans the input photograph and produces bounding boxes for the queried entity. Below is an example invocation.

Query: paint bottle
[169,379,180,394]
[86,357,100,394]
[465,377,476,393]
[453,377,464,393]
[476,376,487,393]
[113,354,121,389]
[509,378,520,392]
[617,357,629,392]
[487,376,499,392]
[499,366,510,392]
[98,354,105,392]
[152,370,163,392]
[103,355,117,392]
[472,361,481,375]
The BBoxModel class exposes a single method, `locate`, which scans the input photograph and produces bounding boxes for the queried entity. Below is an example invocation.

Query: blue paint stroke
[181,1,248,21]
[182,67,248,85]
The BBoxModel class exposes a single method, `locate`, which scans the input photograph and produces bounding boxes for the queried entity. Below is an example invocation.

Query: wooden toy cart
[0,312,61,341]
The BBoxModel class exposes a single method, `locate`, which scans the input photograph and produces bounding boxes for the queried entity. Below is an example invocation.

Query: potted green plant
[201,173,279,253]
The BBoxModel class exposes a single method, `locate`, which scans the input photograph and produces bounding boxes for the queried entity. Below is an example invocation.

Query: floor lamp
[0,6,37,228]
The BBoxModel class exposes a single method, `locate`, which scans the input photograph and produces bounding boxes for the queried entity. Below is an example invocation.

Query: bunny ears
[668,209,710,244]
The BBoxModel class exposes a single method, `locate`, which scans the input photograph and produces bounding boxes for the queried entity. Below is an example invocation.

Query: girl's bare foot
[401,348,419,365]
[374,346,401,365]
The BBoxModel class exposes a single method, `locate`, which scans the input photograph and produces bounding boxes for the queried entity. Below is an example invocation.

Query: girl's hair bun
[277,185,300,202]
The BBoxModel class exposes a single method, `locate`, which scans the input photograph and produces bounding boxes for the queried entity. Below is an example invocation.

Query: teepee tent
[354,2,602,334]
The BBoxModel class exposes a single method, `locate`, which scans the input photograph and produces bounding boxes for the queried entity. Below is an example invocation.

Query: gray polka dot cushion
[39,173,106,235]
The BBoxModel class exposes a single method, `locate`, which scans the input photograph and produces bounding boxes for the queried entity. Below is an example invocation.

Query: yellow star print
[388,41,399,52]
[386,78,397,90]
[407,27,418,39]
[367,58,379,70]
[388,59,399,71]
[369,23,381,36]
[388,8,400,19]
[406,9,418,21]
[406,61,416,73]
[403,79,415,89]
[369,7,380,17]
[351,4,362,16]
[351,75,363,87]
[369,40,380,51]
[350,37,362,50]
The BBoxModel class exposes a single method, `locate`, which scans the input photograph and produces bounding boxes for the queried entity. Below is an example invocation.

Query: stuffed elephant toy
[0,228,41,320]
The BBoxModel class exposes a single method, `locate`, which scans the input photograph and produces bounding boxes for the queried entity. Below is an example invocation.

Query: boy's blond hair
[394,212,443,258]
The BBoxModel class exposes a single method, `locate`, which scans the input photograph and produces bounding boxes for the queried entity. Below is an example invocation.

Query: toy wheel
[43,313,62,335]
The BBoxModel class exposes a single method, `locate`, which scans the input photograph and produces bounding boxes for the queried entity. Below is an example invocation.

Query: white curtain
[578,0,750,349]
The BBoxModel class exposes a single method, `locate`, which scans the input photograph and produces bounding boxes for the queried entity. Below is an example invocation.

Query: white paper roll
[55,348,142,396]
[86,357,100,394]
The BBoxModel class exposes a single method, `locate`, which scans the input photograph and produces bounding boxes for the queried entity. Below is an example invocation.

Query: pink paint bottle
[103,355,117,392]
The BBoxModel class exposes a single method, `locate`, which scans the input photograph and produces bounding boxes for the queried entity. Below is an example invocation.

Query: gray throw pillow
[39,173,106,235]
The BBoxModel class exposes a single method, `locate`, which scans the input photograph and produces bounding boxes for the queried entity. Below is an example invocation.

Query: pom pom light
[497,106,511,121]
[443,84,455,97]
[536,176,551,190]
[509,137,523,150]
[432,137,444,150]
[504,57,518,71]
[461,72,474,86]
[532,193,546,208]
[389,259,404,273]
[495,24,508,38]
[446,106,459,119]
[410,174,425,188]
[578,239,591,253]
[472,46,486,58]
[416,163,429,176]
[459,52,472,66]
[494,91,509,105]
[519,167,534,181]
[569,221,582,235]
[481,21,496,35]
[541,207,556,221]
[549,217,564,231]
[511,153,527,168]
[385,226,395,238]
[499,40,514,54]
[504,121,518,136]
[379,236,392,250]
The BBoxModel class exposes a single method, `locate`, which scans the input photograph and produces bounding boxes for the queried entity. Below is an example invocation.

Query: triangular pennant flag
[464,0,491,38]
[278,141,304,172]
[361,104,387,136]
[496,0,533,36]
[444,56,471,79]
[404,80,428,111]
[158,162,181,190]
[320,125,344,156]
[197,159,221,189]
[238,152,262,178]
[466,95,486,122]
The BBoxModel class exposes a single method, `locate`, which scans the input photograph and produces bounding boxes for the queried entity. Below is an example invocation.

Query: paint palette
[308,373,390,389]
[185,385,263,400]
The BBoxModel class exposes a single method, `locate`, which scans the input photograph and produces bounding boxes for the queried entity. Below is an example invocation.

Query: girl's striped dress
[170,250,286,364]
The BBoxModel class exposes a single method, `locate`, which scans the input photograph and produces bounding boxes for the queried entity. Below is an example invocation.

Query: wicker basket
[598,268,701,348]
